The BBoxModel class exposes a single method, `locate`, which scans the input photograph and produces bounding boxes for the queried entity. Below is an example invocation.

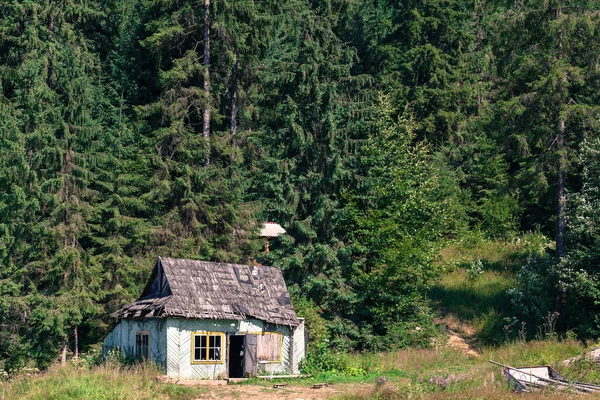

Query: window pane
[195,349,201,361]
[209,336,215,347]
[201,335,207,348]
[209,348,215,360]
[214,336,221,347]
[201,347,207,360]
[215,348,221,361]
[195,335,201,348]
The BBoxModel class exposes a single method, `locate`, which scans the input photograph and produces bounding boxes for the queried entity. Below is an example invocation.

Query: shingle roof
[111,257,300,327]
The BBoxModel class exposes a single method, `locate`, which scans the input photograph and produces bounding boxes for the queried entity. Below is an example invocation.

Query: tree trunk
[203,0,211,166]
[61,340,67,366]
[555,2,567,259]
[230,47,238,164]
[556,119,567,258]
[74,325,79,360]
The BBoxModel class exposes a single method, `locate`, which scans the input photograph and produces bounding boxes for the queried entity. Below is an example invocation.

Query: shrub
[380,312,442,350]
[467,259,484,282]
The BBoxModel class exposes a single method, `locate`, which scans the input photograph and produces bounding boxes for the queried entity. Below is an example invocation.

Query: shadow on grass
[428,269,516,344]
[429,278,512,320]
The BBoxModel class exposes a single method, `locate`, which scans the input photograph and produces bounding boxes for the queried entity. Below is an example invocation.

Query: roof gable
[112,257,300,326]
[139,259,171,298]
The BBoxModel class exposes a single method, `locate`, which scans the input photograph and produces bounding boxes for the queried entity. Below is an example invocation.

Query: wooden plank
[245,334,258,377]
[258,374,311,380]
[257,333,281,362]
[292,320,305,374]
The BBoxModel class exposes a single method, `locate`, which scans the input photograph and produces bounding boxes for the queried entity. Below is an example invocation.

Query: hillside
[2,0,600,370]
[4,235,600,398]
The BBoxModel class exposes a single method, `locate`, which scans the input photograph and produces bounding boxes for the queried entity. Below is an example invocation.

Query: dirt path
[193,383,367,400]
[441,316,481,358]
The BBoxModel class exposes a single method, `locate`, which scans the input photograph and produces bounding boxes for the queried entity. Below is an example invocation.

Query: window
[135,331,150,360]
[256,332,282,363]
[191,332,224,364]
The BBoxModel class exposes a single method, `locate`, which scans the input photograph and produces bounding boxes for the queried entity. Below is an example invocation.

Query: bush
[380,312,441,350]
[299,341,365,375]
[467,259,484,282]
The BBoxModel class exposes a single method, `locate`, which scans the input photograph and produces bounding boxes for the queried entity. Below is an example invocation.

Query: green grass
[332,339,600,399]
[429,233,553,345]
[429,269,515,321]
[437,232,551,273]
[2,340,598,400]
[239,339,600,399]
[0,363,202,400]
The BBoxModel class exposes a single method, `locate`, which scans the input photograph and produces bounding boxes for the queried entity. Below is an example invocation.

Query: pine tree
[139,0,260,262]
[249,0,375,346]
[340,96,448,348]
[491,0,600,254]
[0,0,108,366]
[347,0,476,144]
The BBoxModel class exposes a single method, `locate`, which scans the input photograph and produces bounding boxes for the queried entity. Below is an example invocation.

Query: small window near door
[135,331,150,360]
[191,332,224,364]
[256,332,282,363]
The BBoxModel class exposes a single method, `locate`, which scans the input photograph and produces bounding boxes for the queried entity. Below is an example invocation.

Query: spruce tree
[491,0,600,253]
[139,0,260,262]
[0,0,108,366]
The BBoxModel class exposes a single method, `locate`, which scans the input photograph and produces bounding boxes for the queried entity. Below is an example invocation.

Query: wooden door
[244,334,258,377]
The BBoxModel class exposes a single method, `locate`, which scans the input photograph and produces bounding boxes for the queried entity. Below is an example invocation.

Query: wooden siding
[165,318,294,379]
[291,319,306,374]
[256,333,282,362]
[166,319,237,379]
[102,319,167,368]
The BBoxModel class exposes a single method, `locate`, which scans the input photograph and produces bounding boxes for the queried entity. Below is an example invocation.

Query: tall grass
[335,339,600,399]
[0,363,200,400]
[431,233,553,345]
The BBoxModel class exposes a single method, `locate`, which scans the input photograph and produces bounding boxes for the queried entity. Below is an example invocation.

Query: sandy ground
[192,383,367,400]
[442,317,481,358]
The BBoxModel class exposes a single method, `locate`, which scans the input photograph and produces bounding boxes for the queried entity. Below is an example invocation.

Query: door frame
[227,333,247,378]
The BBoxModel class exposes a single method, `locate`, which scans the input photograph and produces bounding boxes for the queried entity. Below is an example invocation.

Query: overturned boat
[489,360,600,393]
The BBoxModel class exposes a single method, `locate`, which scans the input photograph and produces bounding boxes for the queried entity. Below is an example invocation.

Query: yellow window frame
[190,332,225,365]
[250,331,283,364]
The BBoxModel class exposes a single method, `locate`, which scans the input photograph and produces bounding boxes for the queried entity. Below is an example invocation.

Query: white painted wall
[291,318,306,374]
[102,319,167,368]
[165,318,296,379]
[104,317,304,379]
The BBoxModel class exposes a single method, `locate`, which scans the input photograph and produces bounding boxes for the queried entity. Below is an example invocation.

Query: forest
[1,0,600,370]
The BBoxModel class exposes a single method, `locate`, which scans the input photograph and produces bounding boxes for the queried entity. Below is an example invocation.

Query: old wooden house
[102,257,305,379]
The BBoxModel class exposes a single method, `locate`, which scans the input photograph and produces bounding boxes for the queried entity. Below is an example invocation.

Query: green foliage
[318,95,452,349]
[300,341,354,375]
[1,0,600,369]
[489,0,600,233]
[0,364,197,400]
[378,311,442,350]
[466,260,484,282]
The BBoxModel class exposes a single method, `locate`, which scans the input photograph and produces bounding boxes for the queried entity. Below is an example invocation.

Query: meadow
[4,235,598,400]
[2,339,600,400]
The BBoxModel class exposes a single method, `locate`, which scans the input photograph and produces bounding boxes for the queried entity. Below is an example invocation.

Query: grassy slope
[334,234,600,398]
[3,341,598,400]
[5,234,598,400]
[429,233,552,345]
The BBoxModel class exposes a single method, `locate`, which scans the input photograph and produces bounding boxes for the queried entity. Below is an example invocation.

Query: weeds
[0,363,197,400]
[466,259,484,282]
